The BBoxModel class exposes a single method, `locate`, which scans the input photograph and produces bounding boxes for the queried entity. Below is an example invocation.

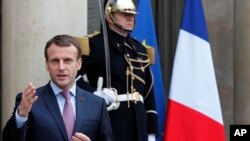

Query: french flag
[164,0,227,141]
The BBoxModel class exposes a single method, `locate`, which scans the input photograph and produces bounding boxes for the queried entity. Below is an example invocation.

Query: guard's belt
[117,92,144,103]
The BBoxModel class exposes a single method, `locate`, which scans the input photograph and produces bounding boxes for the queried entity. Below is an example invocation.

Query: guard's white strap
[75,74,89,83]
[117,92,144,103]
[146,110,158,114]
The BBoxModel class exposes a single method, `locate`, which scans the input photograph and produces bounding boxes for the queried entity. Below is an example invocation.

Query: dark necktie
[61,90,75,140]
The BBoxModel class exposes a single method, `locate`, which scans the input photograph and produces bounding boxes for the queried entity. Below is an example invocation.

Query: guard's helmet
[105,0,137,15]
[104,0,137,32]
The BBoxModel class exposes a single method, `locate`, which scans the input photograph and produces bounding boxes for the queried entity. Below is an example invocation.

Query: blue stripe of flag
[181,0,209,42]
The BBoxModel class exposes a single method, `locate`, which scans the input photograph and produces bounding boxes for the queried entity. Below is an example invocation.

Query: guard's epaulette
[140,40,155,65]
[144,45,155,64]
[74,31,100,56]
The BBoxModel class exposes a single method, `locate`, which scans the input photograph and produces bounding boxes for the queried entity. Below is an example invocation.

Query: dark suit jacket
[2,83,113,141]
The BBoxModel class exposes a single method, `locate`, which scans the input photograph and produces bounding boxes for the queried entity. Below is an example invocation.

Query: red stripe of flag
[165,100,226,141]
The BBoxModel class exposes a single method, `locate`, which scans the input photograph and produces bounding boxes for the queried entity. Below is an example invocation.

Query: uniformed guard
[77,0,159,141]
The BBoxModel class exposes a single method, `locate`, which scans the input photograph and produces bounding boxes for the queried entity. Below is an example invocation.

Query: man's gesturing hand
[18,83,38,117]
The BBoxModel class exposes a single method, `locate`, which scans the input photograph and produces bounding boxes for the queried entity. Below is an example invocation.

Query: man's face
[112,12,135,31]
[45,43,82,90]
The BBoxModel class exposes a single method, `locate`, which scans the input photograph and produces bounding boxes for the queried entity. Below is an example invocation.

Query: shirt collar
[50,81,76,97]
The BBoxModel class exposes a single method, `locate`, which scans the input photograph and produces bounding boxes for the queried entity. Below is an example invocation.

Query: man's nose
[58,60,66,70]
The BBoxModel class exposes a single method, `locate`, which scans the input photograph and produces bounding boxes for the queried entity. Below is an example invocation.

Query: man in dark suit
[2,35,113,141]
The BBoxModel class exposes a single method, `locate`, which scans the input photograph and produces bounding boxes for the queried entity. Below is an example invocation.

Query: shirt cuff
[15,109,28,128]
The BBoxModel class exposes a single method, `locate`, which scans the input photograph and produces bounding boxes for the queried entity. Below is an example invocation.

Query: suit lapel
[41,84,68,141]
[74,87,88,131]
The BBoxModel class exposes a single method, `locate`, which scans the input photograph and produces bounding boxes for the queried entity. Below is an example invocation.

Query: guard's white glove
[148,134,156,141]
[103,88,120,111]
[93,89,115,105]
[93,77,120,111]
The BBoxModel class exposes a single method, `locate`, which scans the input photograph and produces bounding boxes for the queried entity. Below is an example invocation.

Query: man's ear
[45,60,49,71]
[77,58,82,70]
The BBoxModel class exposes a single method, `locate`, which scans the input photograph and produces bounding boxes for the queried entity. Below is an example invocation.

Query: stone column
[234,1,250,123]
[1,0,87,128]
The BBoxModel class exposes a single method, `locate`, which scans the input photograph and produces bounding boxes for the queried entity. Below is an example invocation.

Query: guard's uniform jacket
[78,27,158,141]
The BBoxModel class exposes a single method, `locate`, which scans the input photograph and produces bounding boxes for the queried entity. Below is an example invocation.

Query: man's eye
[51,59,59,64]
[64,59,72,64]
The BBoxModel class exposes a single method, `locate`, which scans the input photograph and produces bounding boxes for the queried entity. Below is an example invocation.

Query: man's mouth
[58,74,67,80]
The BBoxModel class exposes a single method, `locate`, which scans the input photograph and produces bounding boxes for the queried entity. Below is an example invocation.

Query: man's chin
[126,27,134,30]
[56,80,69,89]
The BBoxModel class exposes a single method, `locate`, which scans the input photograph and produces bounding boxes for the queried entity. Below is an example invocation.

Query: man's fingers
[25,83,36,95]
[23,83,36,102]
[72,132,91,141]
[26,89,36,101]
[29,95,38,103]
